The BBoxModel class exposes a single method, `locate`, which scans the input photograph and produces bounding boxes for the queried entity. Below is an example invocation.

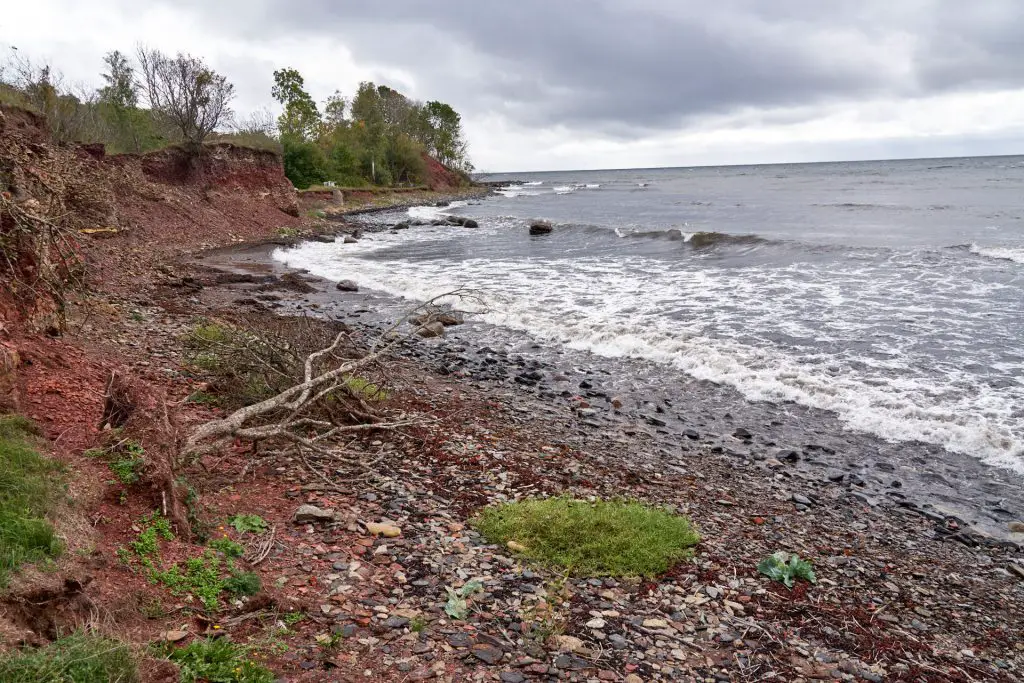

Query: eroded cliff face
[0,104,301,324]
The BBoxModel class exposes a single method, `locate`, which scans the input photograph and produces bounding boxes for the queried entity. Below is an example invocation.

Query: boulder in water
[529,220,553,235]
[335,280,359,292]
[463,218,479,228]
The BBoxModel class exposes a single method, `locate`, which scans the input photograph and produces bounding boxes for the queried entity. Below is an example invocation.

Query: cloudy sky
[4,0,1024,171]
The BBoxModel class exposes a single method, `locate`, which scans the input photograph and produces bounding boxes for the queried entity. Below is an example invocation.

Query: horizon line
[476,151,1024,176]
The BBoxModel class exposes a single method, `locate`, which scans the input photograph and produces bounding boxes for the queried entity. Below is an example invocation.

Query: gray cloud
[134,0,1024,138]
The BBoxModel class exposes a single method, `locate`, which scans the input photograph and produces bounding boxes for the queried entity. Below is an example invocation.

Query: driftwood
[183,289,482,461]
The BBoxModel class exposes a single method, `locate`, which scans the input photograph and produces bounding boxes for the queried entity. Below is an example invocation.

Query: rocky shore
[167,216,1024,682]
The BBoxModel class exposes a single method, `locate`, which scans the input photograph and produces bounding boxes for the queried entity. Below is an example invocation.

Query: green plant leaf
[443,587,468,619]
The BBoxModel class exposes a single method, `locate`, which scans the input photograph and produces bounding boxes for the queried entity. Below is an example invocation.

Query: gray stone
[499,673,526,683]
[335,280,359,292]
[293,504,335,524]
[417,321,446,338]
[529,221,553,235]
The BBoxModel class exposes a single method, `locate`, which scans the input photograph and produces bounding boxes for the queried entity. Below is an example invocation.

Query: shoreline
[217,205,1024,546]
[174,226,1024,680]
[4,165,1022,680]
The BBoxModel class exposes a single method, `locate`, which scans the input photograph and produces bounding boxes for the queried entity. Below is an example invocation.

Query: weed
[208,537,245,559]
[152,536,256,610]
[444,579,484,620]
[276,226,299,238]
[129,311,145,322]
[228,514,268,534]
[186,391,220,406]
[757,552,817,589]
[0,415,62,585]
[224,571,261,597]
[161,637,273,683]
[473,496,700,577]
[342,375,388,402]
[0,631,139,682]
[281,611,305,626]
[409,615,427,633]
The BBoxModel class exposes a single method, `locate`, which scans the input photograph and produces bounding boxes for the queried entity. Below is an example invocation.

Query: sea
[273,156,1024,529]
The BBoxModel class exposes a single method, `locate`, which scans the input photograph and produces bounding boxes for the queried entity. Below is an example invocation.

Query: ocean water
[276,156,1024,476]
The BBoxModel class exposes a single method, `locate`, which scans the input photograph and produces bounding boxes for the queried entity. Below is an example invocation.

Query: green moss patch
[473,496,699,577]
[0,632,139,682]
[0,415,62,585]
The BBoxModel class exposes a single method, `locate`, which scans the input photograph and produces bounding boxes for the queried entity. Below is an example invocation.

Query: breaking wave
[969,244,1024,264]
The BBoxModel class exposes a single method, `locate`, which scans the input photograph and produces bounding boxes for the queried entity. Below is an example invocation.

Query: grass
[473,496,700,577]
[342,375,388,402]
[0,632,139,682]
[0,415,62,585]
[160,637,273,683]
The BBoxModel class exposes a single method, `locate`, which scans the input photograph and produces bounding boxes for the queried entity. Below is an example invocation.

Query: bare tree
[231,107,277,136]
[136,46,233,151]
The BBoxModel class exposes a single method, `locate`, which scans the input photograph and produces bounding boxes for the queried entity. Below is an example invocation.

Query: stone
[585,617,606,629]
[471,643,504,664]
[162,630,189,642]
[642,618,669,629]
[463,219,479,228]
[529,221,553,235]
[499,673,526,683]
[384,616,409,629]
[335,280,359,292]
[447,632,472,648]
[549,635,585,652]
[365,522,401,537]
[507,540,527,552]
[417,321,446,338]
[293,505,335,524]
[792,493,814,506]
[1009,521,1024,533]
[625,675,644,683]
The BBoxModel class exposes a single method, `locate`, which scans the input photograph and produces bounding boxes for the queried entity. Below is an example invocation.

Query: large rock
[463,219,479,228]
[293,505,336,524]
[343,235,359,244]
[529,221,553,235]
[335,280,359,292]
[415,307,464,327]
[416,321,446,338]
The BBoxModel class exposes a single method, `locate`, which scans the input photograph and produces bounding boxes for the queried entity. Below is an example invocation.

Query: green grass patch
[0,631,139,682]
[160,637,273,683]
[342,375,388,402]
[473,496,700,577]
[0,415,63,585]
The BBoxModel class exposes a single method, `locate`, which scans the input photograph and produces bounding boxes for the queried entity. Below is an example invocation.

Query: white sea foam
[274,231,1024,474]
[406,200,467,220]
[970,244,1024,264]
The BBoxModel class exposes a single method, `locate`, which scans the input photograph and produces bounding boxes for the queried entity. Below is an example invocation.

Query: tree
[136,46,234,151]
[99,50,137,109]
[271,68,320,141]
[97,50,153,153]
[422,100,471,172]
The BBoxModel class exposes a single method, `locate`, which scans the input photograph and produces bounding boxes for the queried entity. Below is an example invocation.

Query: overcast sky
[4,1,1024,172]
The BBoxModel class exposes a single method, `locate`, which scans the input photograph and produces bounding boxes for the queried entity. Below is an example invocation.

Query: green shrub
[0,415,62,585]
[0,632,139,682]
[473,496,700,577]
[162,637,273,683]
